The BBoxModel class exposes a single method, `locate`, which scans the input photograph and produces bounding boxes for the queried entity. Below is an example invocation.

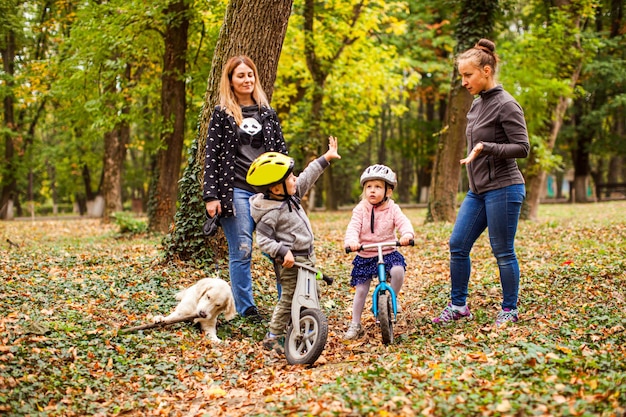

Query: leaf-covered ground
[1,202,625,417]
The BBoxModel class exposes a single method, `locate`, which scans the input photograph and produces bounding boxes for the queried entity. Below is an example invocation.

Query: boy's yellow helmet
[246,152,294,188]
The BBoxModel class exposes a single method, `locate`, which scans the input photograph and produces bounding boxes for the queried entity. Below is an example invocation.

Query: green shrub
[112,212,147,235]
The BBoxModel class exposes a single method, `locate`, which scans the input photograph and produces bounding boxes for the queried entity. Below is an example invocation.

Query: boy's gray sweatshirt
[249,157,329,259]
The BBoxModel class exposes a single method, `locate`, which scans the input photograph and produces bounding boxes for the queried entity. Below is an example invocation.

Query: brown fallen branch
[7,239,19,249]
[118,315,198,334]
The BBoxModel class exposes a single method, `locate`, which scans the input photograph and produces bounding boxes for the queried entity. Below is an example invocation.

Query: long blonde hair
[219,55,270,125]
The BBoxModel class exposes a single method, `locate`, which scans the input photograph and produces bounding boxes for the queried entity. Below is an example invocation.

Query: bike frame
[291,262,325,338]
[360,241,400,322]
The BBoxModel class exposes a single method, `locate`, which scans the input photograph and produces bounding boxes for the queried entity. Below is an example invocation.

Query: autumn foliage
[1,202,625,416]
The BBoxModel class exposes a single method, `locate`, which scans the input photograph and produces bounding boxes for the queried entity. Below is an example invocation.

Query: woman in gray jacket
[433,39,529,327]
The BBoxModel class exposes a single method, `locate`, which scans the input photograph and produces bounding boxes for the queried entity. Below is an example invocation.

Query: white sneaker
[343,323,364,340]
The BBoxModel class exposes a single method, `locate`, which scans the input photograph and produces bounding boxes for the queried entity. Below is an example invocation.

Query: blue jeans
[449,184,525,311]
[220,188,256,315]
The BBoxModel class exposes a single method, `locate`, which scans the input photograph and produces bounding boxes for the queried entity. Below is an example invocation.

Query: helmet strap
[370,185,389,233]
[265,182,300,212]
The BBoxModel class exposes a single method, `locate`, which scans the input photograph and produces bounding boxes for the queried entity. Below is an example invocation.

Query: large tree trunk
[102,128,126,219]
[148,0,190,233]
[163,0,293,263]
[426,80,472,222]
[426,0,497,223]
[1,24,17,219]
[101,64,131,221]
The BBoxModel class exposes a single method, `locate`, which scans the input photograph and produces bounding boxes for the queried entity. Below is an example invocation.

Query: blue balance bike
[346,240,414,345]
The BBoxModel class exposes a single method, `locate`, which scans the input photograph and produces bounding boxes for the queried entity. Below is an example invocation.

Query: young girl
[343,164,415,340]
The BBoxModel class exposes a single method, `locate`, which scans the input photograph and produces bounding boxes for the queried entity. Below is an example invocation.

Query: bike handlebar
[292,261,333,285]
[345,239,415,254]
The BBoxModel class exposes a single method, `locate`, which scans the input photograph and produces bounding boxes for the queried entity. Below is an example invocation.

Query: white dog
[152,277,236,342]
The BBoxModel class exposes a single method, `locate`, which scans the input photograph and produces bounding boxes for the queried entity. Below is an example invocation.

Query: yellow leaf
[496,399,511,412]
[206,386,227,399]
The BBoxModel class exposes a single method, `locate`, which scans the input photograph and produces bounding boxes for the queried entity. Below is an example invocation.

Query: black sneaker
[243,306,263,323]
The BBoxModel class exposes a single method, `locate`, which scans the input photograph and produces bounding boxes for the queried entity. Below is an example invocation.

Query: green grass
[0,201,625,416]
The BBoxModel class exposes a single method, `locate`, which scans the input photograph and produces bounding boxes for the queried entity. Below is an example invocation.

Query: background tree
[565,0,626,201]
[426,0,498,223]
[274,0,410,210]
[148,0,190,233]
[163,0,294,263]
[519,0,591,219]
[0,0,21,219]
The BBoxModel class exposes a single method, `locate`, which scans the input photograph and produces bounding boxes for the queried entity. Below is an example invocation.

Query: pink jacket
[344,199,415,258]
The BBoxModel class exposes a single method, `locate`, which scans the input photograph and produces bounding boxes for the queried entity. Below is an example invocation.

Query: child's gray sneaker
[495,308,519,326]
[432,303,473,325]
[262,333,284,353]
[343,323,364,340]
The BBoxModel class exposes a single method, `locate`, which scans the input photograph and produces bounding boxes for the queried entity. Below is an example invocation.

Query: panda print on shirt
[241,117,262,136]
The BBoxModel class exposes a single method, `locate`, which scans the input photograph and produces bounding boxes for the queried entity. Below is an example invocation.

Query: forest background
[1,0,625,236]
[1,1,626,416]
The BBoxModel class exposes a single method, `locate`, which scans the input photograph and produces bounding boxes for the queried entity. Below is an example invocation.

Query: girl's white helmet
[359,164,397,189]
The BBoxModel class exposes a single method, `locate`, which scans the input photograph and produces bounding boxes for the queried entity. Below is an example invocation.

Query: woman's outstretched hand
[460,142,484,165]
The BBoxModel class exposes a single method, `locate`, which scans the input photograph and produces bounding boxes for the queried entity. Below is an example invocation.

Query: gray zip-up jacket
[466,85,530,194]
[249,157,329,259]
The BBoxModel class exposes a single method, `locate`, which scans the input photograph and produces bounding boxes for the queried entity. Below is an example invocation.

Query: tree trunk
[1,24,17,219]
[426,80,472,222]
[101,63,131,221]
[426,0,497,223]
[149,0,190,233]
[196,0,293,167]
[163,0,293,263]
[102,127,127,220]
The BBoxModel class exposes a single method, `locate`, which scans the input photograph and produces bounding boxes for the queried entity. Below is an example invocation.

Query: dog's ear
[223,289,237,321]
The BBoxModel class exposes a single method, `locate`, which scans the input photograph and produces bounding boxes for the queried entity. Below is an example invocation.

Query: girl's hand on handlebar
[282,251,295,268]
[399,234,413,246]
[346,242,361,252]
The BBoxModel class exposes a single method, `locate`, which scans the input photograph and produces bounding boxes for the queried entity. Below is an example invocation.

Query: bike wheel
[285,308,328,365]
[378,292,394,345]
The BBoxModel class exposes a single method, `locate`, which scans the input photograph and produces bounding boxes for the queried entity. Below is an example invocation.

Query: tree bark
[101,63,131,221]
[426,80,472,222]
[149,0,190,233]
[426,0,497,223]
[164,0,293,263]
[196,0,293,169]
[0,24,17,219]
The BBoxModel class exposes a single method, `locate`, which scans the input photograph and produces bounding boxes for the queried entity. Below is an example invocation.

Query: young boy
[246,136,340,352]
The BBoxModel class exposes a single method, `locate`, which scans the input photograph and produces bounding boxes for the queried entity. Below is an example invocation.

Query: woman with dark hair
[203,55,288,321]
[432,39,530,327]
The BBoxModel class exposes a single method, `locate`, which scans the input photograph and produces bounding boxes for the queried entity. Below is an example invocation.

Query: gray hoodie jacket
[466,85,530,194]
[249,157,329,259]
